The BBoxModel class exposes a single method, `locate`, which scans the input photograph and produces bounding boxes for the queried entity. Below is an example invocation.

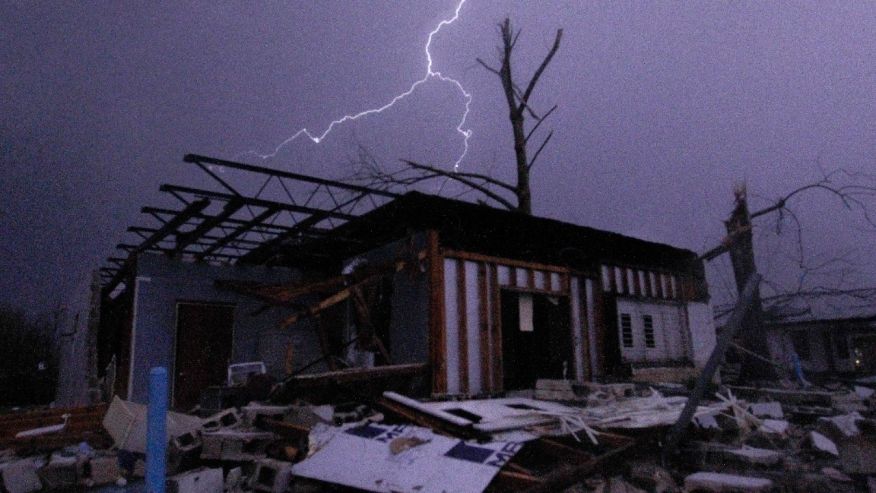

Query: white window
[616,299,689,363]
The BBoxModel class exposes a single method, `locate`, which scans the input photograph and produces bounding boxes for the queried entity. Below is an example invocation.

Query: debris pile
[1,375,875,492]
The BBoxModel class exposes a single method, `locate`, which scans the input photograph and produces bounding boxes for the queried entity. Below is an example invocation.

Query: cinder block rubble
[166,467,224,493]
[248,458,293,493]
[0,458,43,493]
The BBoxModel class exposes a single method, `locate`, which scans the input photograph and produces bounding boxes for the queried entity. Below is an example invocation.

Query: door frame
[171,300,236,408]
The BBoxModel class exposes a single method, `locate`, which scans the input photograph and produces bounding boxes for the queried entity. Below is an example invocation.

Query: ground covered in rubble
[1,377,875,492]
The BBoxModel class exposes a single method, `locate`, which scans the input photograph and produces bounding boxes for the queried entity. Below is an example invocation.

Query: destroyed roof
[243,190,699,272]
[714,288,876,327]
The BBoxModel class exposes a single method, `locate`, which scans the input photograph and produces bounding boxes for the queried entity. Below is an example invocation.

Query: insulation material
[443,259,460,394]
[292,422,521,493]
[464,261,482,392]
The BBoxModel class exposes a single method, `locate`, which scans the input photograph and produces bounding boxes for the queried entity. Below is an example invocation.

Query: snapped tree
[703,169,876,379]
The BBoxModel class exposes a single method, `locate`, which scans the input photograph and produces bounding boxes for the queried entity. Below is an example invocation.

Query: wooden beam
[456,259,468,394]
[442,249,571,274]
[427,230,447,394]
[490,264,503,392]
[478,263,491,393]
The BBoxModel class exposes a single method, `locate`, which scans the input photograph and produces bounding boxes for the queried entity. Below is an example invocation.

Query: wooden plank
[523,439,635,493]
[427,230,447,394]
[592,276,607,377]
[532,438,594,463]
[478,263,491,393]
[442,249,570,274]
[288,363,428,388]
[490,264,503,392]
[375,396,484,440]
[509,266,518,287]
[457,259,469,394]
[491,470,543,491]
[526,269,536,290]
[578,277,592,381]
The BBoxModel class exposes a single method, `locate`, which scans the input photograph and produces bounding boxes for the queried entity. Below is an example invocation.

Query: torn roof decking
[100,154,399,296]
[245,191,702,275]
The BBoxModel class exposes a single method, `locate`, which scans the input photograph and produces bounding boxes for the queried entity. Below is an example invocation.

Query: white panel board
[497,265,510,286]
[515,268,528,288]
[534,271,546,290]
[550,272,561,292]
[443,258,460,394]
[292,422,521,493]
[464,261,481,393]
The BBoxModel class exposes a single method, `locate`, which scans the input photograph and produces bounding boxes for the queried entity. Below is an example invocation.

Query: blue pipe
[146,367,168,493]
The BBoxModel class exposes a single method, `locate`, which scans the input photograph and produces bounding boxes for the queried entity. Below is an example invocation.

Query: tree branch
[525,104,558,144]
[399,162,517,211]
[520,28,563,109]
[527,130,553,170]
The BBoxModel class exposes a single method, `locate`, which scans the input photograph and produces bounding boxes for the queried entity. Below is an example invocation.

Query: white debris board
[292,422,522,493]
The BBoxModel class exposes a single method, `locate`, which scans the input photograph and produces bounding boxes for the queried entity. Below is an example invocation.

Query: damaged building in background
[59,154,717,409]
[716,288,876,377]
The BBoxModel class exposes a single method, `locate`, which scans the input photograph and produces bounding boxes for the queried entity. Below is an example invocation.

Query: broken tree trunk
[724,187,775,380]
[662,273,761,462]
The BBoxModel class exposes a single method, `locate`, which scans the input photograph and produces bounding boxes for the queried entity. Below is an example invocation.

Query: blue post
[146,367,168,493]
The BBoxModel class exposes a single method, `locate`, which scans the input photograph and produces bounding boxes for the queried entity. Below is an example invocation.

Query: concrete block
[832,392,867,413]
[249,459,293,493]
[758,419,788,435]
[225,467,243,491]
[202,409,242,432]
[810,431,839,456]
[242,403,290,426]
[683,472,772,492]
[0,459,43,493]
[166,467,224,493]
[821,467,852,483]
[173,430,203,452]
[748,402,783,419]
[201,430,276,461]
[818,412,863,437]
[37,454,81,490]
[85,454,121,486]
[725,446,781,466]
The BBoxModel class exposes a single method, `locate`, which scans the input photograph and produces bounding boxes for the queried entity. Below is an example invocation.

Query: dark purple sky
[2,1,875,314]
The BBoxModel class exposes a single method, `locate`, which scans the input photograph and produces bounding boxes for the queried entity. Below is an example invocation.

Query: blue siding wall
[127,254,324,403]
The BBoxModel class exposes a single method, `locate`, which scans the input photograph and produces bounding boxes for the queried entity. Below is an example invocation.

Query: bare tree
[361,18,563,214]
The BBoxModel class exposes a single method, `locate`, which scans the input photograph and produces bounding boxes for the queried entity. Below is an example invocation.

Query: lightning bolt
[243,0,472,170]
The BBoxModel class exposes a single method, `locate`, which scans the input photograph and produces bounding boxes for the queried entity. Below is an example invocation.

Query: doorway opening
[173,302,234,410]
[500,290,571,391]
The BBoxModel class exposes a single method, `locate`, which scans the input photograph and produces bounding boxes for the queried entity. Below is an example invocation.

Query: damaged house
[717,288,876,376]
[73,155,718,408]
